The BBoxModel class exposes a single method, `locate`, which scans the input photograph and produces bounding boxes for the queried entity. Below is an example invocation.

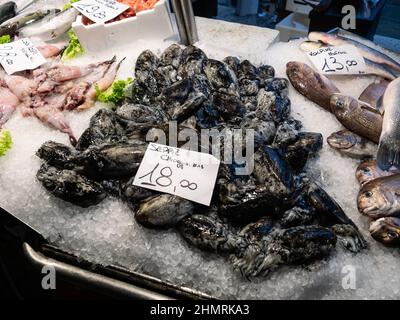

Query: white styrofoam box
[275,12,310,42]
[72,0,176,53]
[285,0,319,14]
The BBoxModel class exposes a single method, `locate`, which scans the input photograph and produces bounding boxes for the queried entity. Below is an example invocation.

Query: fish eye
[387,231,398,239]
[364,191,373,198]
[362,168,370,173]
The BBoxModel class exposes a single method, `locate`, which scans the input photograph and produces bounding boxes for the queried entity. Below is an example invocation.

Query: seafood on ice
[0,52,121,144]
[35,45,367,278]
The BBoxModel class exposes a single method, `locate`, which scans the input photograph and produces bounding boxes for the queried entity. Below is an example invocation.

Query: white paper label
[307,45,366,75]
[73,0,130,24]
[0,39,46,75]
[133,143,221,206]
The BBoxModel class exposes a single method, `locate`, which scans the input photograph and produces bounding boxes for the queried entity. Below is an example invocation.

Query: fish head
[286,61,303,78]
[327,130,357,150]
[357,180,392,217]
[330,94,354,115]
[286,61,311,92]
[369,217,400,246]
[356,161,379,186]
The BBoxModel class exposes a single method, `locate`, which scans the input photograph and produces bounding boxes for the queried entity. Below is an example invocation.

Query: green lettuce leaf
[0,35,11,44]
[62,30,84,61]
[96,78,133,105]
[0,129,13,157]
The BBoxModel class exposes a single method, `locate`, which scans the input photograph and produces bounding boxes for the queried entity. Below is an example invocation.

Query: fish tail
[377,137,400,170]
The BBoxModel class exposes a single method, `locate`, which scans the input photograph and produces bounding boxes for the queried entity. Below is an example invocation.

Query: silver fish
[335,28,400,64]
[377,78,400,170]
[19,8,78,41]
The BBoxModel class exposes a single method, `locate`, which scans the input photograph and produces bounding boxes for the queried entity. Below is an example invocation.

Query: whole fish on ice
[327,129,376,159]
[330,94,382,143]
[286,61,339,112]
[19,8,77,41]
[358,173,400,218]
[377,78,400,170]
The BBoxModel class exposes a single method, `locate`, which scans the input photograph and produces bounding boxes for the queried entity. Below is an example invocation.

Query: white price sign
[307,45,366,75]
[73,0,130,24]
[133,143,221,206]
[0,38,46,75]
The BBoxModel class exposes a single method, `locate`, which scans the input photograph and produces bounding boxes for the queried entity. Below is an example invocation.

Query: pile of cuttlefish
[287,29,400,247]
[36,44,367,278]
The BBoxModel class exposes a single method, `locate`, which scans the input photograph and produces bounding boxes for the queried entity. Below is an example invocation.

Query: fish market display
[35,45,366,278]
[286,30,400,248]
[6,35,400,299]
[377,78,400,170]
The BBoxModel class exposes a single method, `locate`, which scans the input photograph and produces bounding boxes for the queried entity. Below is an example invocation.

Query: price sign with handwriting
[0,38,46,75]
[133,143,221,206]
[73,0,130,24]
[307,45,366,75]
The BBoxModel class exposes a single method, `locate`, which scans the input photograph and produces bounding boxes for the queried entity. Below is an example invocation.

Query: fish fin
[360,101,381,115]
[377,138,400,170]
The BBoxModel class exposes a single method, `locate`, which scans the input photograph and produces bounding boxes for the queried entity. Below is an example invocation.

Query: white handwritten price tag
[307,45,366,75]
[73,0,130,24]
[133,143,221,206]
[0,38,46,75]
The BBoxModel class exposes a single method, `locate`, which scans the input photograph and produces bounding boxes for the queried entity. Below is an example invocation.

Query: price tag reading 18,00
[72,0,130,24]
[133,143,221,206]
[0,38,46,75]
[307,45,366,75]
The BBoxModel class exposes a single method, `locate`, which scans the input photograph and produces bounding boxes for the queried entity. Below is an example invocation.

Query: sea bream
[308,32,400,73]
[356,160,400,187]
[357,173,400,218]
[330,94,382,143]
[377,78,400,170]
[286,61,339,112]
